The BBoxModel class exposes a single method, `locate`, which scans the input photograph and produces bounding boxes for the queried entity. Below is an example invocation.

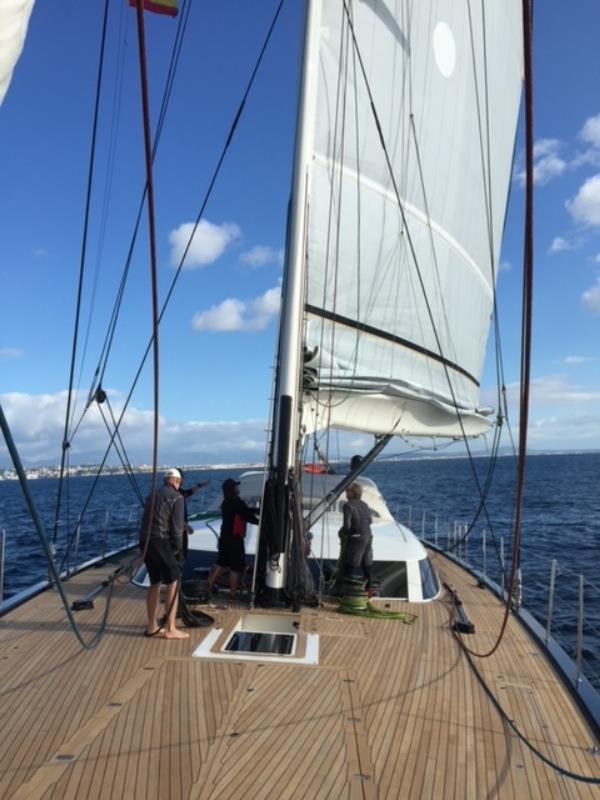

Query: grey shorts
[344,535,373,568]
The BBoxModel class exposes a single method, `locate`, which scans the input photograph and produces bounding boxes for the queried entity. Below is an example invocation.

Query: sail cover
[301,0,522,438]
[0,0,35,105]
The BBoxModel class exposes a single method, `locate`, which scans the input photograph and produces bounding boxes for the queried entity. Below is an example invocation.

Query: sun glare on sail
[432,21,456,77]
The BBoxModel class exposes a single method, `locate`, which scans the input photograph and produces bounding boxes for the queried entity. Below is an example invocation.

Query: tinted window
[419,558,439,599]
[371,561,408,598]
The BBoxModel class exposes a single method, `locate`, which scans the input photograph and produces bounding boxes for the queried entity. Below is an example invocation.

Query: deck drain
[352,773,371,782]
[54,754,75,763]
[108,702,123,707]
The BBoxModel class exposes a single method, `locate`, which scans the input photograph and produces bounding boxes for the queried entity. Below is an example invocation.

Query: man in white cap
[139,468,189,639]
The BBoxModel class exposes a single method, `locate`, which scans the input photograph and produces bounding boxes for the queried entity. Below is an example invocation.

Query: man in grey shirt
[140,468,189,639]
[340,482,373,591]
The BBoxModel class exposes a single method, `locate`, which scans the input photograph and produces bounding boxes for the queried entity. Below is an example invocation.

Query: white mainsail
[296,0,522,439]
[0,0,35,106]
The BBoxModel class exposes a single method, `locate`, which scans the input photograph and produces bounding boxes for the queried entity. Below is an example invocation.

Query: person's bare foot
[163,628,190,640]
[145,627,164,638]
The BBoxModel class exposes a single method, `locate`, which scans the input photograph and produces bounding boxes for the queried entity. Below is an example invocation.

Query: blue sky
[1,0,599,468]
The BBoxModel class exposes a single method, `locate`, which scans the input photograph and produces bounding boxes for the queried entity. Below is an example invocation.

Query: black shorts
[216,536,245,574]
[144,539,181,585]
[344,535,373,568]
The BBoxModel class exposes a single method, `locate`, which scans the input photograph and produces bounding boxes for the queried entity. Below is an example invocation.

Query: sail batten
[305,303,480,387]
[299,0,522,438]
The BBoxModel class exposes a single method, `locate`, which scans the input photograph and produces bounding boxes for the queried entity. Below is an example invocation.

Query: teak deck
[1,551,599,799]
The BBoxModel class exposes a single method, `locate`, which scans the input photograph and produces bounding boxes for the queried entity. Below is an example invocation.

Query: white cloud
[0,390,271,467]
[579,114,600,149]
[566,174,600,227]
[192,286,281,332]
[504,376,600,405]
[571,149,600,169]
[0,347,24,358]
[533,155,567,185]
[526,412,600,448]
[168,220,240,269]
[548,236,581,253]
[533,138,561,159]
[581,276,600,315]
[240,245,283,268]
[515,138,567,186]
[563,356,596,365]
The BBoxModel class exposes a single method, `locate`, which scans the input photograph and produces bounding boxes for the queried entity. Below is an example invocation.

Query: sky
[0,0,599,469]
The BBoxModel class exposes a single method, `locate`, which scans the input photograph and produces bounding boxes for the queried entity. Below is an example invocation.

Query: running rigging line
[460,0,534,661]
[56,1,287,562]
[341,0,507,570]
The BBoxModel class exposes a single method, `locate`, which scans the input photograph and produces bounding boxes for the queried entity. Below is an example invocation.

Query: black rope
[453,625,600,784]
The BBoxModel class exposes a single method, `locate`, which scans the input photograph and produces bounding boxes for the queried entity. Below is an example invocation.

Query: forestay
[300,1,522,439]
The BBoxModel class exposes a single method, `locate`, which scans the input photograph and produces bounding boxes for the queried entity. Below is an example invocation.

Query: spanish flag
[129,0,178,17]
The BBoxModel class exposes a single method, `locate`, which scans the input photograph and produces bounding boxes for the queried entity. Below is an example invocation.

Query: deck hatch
[224,631,295,655]
[193,611,319,665]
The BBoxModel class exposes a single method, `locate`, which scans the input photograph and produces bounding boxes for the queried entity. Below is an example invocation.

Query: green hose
[335,577,417,623]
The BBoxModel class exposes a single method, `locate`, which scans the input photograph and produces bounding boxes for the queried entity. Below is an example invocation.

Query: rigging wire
[341,1,502,542]
[338,1,523,589]
[52,0,110,548]
[459,0,535,660]
[96,0,192,391]
[71,0,287,516]
[1,405,116,651]
[68,0,192,443]
[55,0,287,572]
[408,117,506,559]
[344,0,532,654]
[74,0,128,425]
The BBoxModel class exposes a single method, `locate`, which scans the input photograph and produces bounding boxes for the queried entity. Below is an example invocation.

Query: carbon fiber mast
[258,0,322,606]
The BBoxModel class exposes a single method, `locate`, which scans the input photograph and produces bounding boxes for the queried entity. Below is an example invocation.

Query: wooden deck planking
[1,552,600,798]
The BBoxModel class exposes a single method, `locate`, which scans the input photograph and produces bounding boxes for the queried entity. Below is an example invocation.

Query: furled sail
[0,0,35,106]
[300,0,523,439]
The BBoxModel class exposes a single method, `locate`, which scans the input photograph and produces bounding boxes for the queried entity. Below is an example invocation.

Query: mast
[262,0,322,599]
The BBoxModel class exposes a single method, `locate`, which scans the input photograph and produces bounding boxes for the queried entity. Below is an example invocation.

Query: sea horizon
[1,446,599,480]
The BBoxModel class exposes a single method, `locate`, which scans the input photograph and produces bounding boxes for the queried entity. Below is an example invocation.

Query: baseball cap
[164,468,182,480]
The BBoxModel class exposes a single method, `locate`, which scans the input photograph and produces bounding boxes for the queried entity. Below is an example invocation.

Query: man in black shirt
[139,468,189,639]
[207,478,259,599]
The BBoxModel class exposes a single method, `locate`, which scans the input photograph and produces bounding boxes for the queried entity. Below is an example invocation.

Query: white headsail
[297,0,523,439]
[0,0,35,106]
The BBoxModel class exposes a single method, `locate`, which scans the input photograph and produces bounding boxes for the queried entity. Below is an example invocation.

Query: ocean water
[1,452,599,686]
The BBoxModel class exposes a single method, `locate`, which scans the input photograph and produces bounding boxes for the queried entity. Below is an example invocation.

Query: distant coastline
[1,448,598,481]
